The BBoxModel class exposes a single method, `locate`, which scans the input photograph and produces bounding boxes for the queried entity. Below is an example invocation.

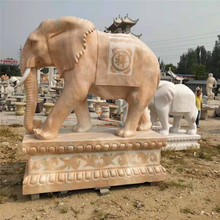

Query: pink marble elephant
[19,16,160,140]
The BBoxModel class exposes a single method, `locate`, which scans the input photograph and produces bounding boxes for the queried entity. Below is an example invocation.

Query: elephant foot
[34,128,58,140]
[72,123,92,133]
[116,128,136,138]
[137,121,152,131]
[169,126,180,133]
[160,130,169,136]
[186,129,197,135]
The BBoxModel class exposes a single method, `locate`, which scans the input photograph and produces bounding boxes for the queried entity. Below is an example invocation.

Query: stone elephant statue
[149,81,197,135]
[19,16,160,140]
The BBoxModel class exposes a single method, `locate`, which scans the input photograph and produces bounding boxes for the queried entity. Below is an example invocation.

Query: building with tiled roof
[105,14,142,38]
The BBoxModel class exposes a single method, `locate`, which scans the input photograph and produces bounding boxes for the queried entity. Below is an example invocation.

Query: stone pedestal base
[216,107,220,117]
[164,132,200,150]
[201,110,208,120]
[152,127,200,151]
[22,128,166,195]
[207,109,216,117]
[43,103,54,116]
[15,102,26,116]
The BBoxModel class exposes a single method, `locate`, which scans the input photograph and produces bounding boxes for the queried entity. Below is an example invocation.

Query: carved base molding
[164,133,200,150]
[152,126,200,151]
[22,128,167,195]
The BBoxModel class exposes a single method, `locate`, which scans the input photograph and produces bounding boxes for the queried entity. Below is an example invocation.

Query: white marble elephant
[149,81,197,135]
[121,81,198,135]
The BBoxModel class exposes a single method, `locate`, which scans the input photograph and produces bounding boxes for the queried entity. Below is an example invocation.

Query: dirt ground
[0,118,220,220]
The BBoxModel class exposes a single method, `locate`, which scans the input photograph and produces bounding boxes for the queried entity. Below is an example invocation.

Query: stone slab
[22,128,166,195]
[207,109,216,117]
[216,107,220,117]
[164,132,200,151]
[207,99,220,106]
[98,188,110,195]
[152,127,200,151]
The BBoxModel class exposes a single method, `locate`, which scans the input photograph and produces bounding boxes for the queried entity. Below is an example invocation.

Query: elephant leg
[185,113,197,135]
[157,108,169,135]
[137,107,152,131]
[116,102,144,137]
[116,84,155,138]
[34,68,92,140]
[170,116,182,133]
[34,88,76,140]
[72,98,92,132]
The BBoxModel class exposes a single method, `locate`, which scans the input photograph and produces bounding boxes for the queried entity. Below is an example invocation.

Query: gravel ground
[0,118,219,220]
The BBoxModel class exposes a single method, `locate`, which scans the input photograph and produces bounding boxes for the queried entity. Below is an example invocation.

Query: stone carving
[149,81,198,135]
[18,16,160,140]
[29,151,160,173]
[216,88,220,100]
[122,81,198,136]
[206,73,217,100]
[96,33,146,86]
[1,74,9,81]
[160,132,200,150]
[22,127,166,195]
[111,48,132,74]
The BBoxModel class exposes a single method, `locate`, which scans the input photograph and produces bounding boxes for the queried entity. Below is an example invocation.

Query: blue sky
[0,0,219,65]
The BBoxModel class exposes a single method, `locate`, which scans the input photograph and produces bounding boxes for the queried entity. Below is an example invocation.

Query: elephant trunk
[20,42,42,133]
[24,67,38,133]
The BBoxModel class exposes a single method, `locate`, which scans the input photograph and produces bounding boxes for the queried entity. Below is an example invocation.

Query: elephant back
[171,84,196,113]
[95,31,155,87]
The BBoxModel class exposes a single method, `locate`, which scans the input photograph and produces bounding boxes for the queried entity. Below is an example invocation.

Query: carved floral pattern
[30,151,159,173]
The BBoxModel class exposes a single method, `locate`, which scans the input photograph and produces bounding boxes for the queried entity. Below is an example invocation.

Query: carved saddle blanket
[95,31,146,87]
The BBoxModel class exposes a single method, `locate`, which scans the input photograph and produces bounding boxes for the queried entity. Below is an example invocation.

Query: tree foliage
[210,35,220,78]
[191,63,207,80]
[0,64,21,77]
[176,35,220,79]
[165,63,177,73]
[158,57,166,71]
[41,67,49,74]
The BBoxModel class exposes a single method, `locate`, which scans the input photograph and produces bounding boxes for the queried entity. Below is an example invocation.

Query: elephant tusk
[14,68,31,89]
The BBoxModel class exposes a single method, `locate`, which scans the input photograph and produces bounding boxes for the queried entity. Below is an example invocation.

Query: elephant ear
[154,81,175,109]
[45,17,95,76]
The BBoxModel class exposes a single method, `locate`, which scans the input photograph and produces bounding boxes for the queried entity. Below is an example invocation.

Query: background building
[105,14,142,38]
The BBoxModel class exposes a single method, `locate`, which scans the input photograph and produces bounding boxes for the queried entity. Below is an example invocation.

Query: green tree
[196,46,207,65]
[176,53,186,74]
[176,49,197,74]
[160,60,165,71]
[0,64,21,77]
[211,35,220,79]
[191,63,207,80]
[176,35,220,79]
[185,49,197,73]
[205,51,212,73]
[41,67,49,74]
[165,63,177,73]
